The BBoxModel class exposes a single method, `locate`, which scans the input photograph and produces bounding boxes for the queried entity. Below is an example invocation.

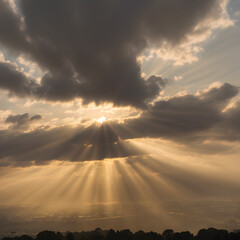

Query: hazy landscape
[0,0,240,237]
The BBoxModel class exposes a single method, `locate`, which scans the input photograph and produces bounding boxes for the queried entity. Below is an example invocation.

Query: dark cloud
[29,115,41,121]
[0,125,141,166]
[215,100,240,141]
[222,101,240,131]
[0,62,36,97]
[198,83,239,105]
[5,112,42,130]
[0,0,29,52]
[114,83,239,140]
[0,0,226,106]
[0,83,239,166]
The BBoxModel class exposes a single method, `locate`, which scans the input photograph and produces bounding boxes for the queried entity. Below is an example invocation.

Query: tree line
[2,228,240,240]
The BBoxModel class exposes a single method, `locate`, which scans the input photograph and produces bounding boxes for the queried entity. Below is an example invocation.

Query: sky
[0,0,240,236]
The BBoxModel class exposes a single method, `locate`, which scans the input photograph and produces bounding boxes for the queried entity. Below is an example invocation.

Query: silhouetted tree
[146,231,163,240]
[56,232,63,240]
[2,238,14,240]
[37,231,57,240]
[162,230,174,240]
[229,230,240,240]
[197,228,229,240]
[66,233,74,240]
[106,229,116,240]
[2,227,240,240]
[17,236,33,240]
[134,230,147,240]
[119,230,133,240]
[91,229,104,240]
[174,231,193,240]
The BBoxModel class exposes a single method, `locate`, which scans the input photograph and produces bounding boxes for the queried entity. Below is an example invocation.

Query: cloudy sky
[0,0,240,236]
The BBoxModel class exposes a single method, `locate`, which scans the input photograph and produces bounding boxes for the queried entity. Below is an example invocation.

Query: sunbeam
[0,0,240,235]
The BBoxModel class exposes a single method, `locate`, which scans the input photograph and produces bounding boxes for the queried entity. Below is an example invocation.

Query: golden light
[97,116,106,123]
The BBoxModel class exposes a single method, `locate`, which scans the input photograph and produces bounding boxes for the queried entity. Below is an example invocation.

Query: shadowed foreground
[2,228,240,240]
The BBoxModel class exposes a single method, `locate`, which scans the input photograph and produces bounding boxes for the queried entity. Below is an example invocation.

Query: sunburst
[97,116,106,124]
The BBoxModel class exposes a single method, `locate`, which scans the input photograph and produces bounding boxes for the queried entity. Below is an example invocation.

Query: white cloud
[0,109,12,130]
[174,75,183,82]
[144,0,234,65]
[0,51,4,61]
[16,55,44,79]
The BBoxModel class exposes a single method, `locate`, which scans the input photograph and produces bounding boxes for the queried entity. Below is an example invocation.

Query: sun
[97,116,106,124]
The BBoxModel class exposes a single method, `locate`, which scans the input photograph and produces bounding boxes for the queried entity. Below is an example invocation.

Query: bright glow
[97,116,106,123]
[0,138,240,231]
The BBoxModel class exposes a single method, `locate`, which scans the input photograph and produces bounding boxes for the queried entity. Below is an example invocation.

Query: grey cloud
[225,104,240,132]
[29,114,41,121]
[0,0,227,106]
[215,101,240,141]
[0,62,36,97]
[0,83,239,166]
[5,113,42,130]
[0,125,141,166]
[199,83,239,105]
[6,113,29,124]
[0,0,29,52]
[115,83,239,140]
[0,61,167,107]
[222,101,240,131]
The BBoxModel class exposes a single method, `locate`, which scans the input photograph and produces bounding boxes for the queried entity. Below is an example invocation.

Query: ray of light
[0,129,240,232]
